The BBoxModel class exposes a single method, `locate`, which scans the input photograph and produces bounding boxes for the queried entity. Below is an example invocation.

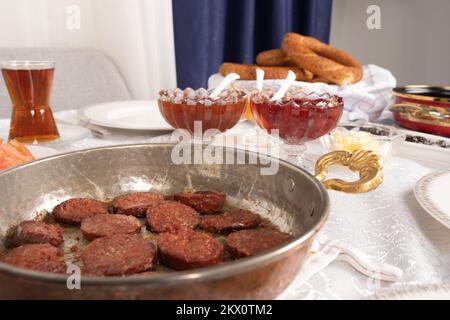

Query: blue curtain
[172,0,333,89]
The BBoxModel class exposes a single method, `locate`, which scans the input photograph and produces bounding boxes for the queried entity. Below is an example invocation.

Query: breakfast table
[2,108,448,300]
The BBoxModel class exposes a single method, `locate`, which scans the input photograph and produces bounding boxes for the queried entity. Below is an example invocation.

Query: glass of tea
[250,86,344,168]
[1,61,60,143]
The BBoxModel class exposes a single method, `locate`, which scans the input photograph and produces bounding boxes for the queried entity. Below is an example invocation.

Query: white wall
[330,0,450,86]
[0,0,177,98]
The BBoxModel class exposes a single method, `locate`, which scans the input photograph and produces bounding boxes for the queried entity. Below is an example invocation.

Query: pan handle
[315,150,383,193]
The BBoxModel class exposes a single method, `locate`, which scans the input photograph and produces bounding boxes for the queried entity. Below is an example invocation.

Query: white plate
[414,171,450,229]
[78,100,173,131]
[0,124,91,145]
[368,284,450,300]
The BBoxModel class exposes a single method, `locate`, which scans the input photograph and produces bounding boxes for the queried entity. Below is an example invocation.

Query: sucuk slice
[0,243,66,273]
[80,214,141,241]
[81,234,155,276]
[146,200,200,233]
[112,192,164,216]
[225,229,292,259]
[199,210,261,233]
[173,191,225,213]
[157,227,224,270]
[52,198,109,225]
[9,220,63,247]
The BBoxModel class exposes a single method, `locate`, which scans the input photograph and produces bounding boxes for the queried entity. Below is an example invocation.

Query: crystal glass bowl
[321,123,404,160]
[158,88,246,135]
[250,87,344,145]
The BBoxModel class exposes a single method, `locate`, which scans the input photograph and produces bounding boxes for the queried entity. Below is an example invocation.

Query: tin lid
[393,85,450,104]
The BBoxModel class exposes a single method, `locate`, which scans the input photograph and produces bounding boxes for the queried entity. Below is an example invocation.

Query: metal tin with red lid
[390,85,450,137]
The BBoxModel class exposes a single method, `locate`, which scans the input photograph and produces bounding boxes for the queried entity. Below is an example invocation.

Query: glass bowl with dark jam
[250,86,344,145]
[250,86,344,169]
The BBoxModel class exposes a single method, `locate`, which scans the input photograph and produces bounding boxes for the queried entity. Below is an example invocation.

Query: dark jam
[250,97,344,144]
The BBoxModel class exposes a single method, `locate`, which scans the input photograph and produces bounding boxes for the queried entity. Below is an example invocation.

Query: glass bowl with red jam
[250,86,344,145]
[158,88,246,135]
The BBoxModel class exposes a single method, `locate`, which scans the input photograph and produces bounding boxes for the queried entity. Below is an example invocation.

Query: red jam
[158,88,246,134]
[250,93,343,144]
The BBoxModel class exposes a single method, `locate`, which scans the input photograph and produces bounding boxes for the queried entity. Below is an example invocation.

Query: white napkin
[208,64,396,122]
[277,235,404,299]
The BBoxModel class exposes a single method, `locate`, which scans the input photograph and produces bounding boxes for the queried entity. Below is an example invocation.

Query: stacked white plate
[77,100,173,132]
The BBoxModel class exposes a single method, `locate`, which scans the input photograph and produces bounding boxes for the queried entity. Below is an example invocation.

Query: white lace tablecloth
[6,110,450,300]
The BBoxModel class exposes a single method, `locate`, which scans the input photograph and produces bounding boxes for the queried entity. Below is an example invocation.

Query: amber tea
[1,61,59,143]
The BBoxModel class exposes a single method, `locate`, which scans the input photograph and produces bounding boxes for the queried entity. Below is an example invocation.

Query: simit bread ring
[256,49,319,81]
[256,49,343,84]
[285,33,361,68]
[311,76,332,84]
[219,63,314,81]
[282,33,362,85]
[256,49,289,66]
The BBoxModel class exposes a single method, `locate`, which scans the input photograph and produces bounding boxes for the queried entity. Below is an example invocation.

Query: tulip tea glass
[1,61,59,143]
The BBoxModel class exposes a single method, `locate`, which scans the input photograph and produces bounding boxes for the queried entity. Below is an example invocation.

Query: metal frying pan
[0,144,382,299]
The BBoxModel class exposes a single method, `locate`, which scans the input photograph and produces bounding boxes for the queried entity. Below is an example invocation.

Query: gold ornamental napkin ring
[315,150,383,193]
